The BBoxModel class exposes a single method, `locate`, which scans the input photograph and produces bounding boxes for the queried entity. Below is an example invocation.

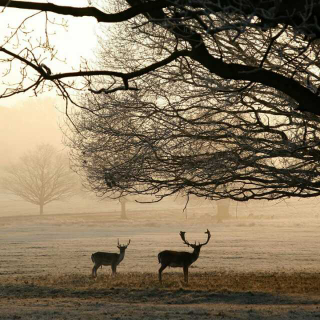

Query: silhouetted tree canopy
[2,1,320,200]
[1,1,320,114]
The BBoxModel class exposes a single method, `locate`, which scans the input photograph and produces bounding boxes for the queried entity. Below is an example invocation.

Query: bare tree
[0,144,78,214]
[64,1,320,202]
[2,1,320,201]
[119,197,128,220]
[0,1,320,115]
[216,199,231,221]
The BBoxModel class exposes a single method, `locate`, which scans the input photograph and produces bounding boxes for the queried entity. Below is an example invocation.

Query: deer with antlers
[91,239,130,277]
[158,229,211,283]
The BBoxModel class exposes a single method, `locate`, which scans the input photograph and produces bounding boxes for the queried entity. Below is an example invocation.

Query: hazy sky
[0,0,100,107]
[0,1,104,162]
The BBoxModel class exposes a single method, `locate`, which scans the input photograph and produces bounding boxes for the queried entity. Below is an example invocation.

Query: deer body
[158,250,200,268]
[91,240,130,277]
[158,230,210,283]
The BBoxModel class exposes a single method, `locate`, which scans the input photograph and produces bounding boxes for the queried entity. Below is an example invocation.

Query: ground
[2,271,320,319]
[0,198,320,319]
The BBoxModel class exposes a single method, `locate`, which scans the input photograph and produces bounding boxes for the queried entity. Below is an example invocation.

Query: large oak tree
[2,1,320,201]
[65,4,320,201]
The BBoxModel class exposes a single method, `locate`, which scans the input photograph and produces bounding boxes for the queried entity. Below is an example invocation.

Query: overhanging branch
[190,44,320,115]
[0,0,172,23]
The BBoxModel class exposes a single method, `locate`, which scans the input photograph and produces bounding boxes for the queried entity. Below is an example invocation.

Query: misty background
[0,97,320,219]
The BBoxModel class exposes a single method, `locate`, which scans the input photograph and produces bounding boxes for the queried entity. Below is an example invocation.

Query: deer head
[117,239,131,252]
[179,229,211,251]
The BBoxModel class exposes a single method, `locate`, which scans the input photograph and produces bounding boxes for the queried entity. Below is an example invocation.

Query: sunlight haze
[0,0,99,107]
[1,2,320,319]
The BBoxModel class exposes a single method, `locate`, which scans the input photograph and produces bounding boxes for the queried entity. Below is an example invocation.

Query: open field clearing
[1,201,320,319]
[1,272,320,320]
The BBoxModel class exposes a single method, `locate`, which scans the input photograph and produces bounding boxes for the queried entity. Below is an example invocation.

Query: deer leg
[92,265,98,278]
[111,263,117,276]
[159,264,167,283]
[183,266,189,284]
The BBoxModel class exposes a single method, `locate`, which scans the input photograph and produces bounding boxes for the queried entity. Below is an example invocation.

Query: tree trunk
[40,203,44,215]
[120,198,127,219]
[216,199,230,221]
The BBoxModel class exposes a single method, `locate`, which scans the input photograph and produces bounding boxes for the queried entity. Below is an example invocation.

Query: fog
[1,98,320,257]
[0,97,64,166]
[1,191,320,277]
[1,98,320,320]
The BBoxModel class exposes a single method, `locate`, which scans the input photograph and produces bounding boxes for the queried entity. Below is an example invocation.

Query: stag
[91,239,130,277]
[158,229,211,283]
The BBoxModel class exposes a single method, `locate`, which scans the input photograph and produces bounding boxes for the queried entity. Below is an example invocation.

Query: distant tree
[174,194,231,220]
[0,144,77,215]
[216,199,231,221]
[119,197,128,220]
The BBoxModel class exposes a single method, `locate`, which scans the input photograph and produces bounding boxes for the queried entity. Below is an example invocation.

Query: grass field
[1,199,320,319]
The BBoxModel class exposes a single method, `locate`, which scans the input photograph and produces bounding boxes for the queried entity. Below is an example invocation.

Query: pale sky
[0,0,101,107]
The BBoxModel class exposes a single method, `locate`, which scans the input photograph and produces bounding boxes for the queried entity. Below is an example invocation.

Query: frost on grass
[1,202,320,319]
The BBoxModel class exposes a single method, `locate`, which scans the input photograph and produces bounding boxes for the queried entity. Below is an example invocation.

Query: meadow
[1,198,320,319]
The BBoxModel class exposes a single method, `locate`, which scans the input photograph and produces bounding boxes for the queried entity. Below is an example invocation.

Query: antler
[199,229,211,247]
[179,231,191,246]
[117,239,131,248]
[180,230,211,248]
